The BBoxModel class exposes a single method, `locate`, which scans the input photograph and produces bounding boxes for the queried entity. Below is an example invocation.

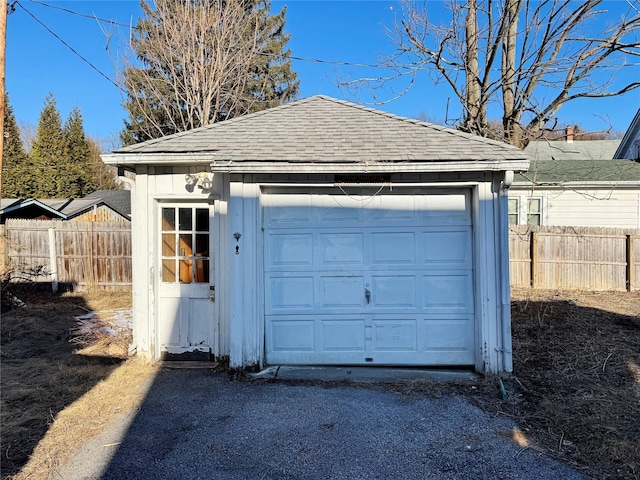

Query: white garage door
[263,189,475,366]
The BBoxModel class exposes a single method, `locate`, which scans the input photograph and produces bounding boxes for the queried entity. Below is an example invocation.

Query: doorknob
[364,288,371,304]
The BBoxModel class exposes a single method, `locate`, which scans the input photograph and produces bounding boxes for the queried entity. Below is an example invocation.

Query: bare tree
[119,0,298,144]
[344,0,640,148]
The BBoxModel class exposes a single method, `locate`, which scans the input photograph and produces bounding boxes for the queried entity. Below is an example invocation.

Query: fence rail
[2,221,638,292]
[509,225,639,292]
[2,219,131,289]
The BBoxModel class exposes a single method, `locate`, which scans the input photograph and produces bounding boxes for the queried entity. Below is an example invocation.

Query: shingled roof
[524,139,621,161]
[112,96,527,168]
[514,159,640,184]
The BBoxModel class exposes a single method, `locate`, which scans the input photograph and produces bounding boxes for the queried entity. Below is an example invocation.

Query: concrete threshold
[249,366,478,383]
[161,361,219,370]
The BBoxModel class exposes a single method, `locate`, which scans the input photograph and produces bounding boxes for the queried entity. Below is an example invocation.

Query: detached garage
[103,96,529,375]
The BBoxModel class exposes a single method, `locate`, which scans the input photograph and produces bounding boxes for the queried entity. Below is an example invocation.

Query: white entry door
[263,189,475,366]
[158,203,216,359]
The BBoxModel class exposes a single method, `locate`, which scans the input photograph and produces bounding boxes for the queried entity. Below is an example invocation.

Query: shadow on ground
[0,285,126,478]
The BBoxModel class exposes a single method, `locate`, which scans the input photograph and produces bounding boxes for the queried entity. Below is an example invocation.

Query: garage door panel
[319,276,365,309]
[373,319,418,351]
[423,274,474,311]
[421,230,472,266]
[424,319,474,353]
[266,276,315,312]
[267,233,314,267]
[419,193,470,224]
[321,319,366,352]
[269,320,315,352]
[319,233,364,266]
[371,232,416,265]
[263,194,313,226]
[367,195,416,223]
[371,276,417,308]
[319,196,363,224]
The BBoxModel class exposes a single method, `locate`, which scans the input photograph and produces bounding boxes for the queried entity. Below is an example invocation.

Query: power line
[22,0,640,73]
[27,0,396,70]
[29,0,131,28]
[15,1,120,89]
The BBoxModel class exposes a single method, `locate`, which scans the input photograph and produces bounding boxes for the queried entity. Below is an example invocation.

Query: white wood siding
[509,188,640,228]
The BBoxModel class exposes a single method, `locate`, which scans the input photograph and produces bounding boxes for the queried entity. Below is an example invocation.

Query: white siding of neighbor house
[509,188,640,228]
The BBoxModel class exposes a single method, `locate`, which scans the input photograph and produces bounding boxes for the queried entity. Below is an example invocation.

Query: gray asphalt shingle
[115,96,527,163]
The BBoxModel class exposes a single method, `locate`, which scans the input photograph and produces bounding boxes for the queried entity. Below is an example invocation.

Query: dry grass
[0,287,157,479]
[2,287,638,480]
[14,358,158,480]
[502,289,640,479]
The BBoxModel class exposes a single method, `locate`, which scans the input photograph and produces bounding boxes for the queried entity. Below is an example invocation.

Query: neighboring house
[0,191,131,223]
[511,128,640,228]
[103,95,529,374]
[614,108,640,161]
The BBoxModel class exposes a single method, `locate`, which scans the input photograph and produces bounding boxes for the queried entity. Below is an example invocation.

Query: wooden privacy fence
[2,219,131,289]
[1,221,637,292]
[509,225,640,292]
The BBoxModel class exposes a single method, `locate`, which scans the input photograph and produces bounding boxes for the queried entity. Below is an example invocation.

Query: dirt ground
[1,286,638,479]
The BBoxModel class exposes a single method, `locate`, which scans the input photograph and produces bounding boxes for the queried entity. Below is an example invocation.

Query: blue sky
[7,0,640,147]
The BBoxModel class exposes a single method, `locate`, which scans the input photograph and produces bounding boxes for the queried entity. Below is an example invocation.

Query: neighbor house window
[161,206,210,283]
[527,198,542,225]
[508,198,519,225]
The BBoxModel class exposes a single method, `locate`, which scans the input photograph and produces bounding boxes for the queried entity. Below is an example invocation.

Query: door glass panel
[162,234,175,256]
[196,208,209,231]
[162,259,176,282]
[161,205,212,284]
[179,259,192,283]
[162,208,175,230]
[179,208,192,231]
[179,234,193,256]
[195,259,209,283]
[195,234,209,256]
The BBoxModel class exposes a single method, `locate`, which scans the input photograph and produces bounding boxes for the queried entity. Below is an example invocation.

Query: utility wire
[24,0,640,72]
[27,0,396,70]
[16,1,120,89]
[30,0,130,28]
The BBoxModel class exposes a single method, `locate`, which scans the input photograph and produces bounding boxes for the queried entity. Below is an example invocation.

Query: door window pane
[179,260,192,283]
[195,259,209,283]
[179,208,192,231]
[162,205,211,284]
[162,234,175,256]
[196,208,209,231]
[162,259,176,282]
[179,234,193,257]
[195,234,209,257]
[162,208,175,231]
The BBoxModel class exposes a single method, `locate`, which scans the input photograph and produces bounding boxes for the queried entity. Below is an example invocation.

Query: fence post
[48,228,58,293]
[628,234,636,292]
[531,231,538,288]
[0,225,6,271]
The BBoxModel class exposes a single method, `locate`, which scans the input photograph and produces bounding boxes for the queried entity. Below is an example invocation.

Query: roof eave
[212,160,530,174]
[102,153,529,173]
[511,180,640,188]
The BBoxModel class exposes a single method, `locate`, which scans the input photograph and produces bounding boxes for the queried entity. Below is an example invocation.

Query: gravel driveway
[60,369,585,480]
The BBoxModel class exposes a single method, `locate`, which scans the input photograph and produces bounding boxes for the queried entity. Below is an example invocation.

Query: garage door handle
[365,288,371,304]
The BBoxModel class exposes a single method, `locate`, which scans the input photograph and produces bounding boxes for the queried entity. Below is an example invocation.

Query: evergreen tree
[120,0,299,145]
[61,107,96,197]
[2,94,31,198]
[30,94,67,197]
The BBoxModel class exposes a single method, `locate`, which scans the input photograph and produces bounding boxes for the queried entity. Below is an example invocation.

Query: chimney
[566,125,574,143]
